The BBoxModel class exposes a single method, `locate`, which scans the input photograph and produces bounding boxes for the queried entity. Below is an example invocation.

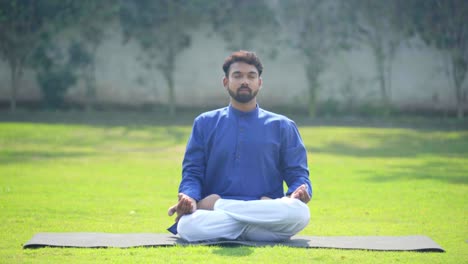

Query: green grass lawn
[0,113,467,263]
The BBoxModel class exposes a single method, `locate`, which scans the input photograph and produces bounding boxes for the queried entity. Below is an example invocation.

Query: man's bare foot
[290,184,311,204]
[197,194,220,210]
[167,193,197,222]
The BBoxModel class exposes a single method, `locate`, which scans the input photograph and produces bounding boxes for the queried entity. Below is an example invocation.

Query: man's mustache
[238,86,251,92]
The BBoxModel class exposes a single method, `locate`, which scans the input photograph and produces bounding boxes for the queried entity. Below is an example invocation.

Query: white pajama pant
[177,197,310,242]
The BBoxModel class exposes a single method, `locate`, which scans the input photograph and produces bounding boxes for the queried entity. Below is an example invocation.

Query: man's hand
[167,193,197,222]
[290,184,311,204]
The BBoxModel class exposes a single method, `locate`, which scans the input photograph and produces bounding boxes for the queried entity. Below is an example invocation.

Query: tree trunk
[9,60,21,112]
[159,55,177,117]
[166,1,176,117]
[305,63,319,117]
[85,53,97,112]
[456,103,463,119]
[454,79,463,119]
[84,43,99,112]
[449,53,465,119]
[453,60,465,120]
[166,70,176,117]
[373,39,389,108]
[386,63,392,104]
[161,55,176,117]
[385,44,397,105]
[377,66,387,103]
[308,84,317,117]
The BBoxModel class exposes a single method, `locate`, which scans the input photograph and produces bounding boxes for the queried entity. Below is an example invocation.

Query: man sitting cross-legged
[169,184,310,242]
[167,50,312,242]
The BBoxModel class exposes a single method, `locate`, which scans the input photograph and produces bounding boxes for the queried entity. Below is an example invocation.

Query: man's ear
[258,77,263,89]
[222,76,228,88]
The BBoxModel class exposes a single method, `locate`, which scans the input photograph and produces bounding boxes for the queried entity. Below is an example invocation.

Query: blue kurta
[179,104,312,201]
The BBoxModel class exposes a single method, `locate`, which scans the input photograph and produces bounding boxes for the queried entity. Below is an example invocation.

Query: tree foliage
[69,0,118,111]
[205,0,278,52]
[403,0,468,119]
[279,0,351,116]
[32,42,77,108]
[0,0,81,111]
[0,0,466,117]
[347,0,404,108]
[120,0,205,116]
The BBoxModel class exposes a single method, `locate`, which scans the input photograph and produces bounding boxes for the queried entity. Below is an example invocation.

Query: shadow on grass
[365,160,468,185]
[0,125,190,165]
[165,126,189,144]
[211,246,253,257]
[307,131,468,158]
[2,110,468,130]
[1,126,191,154]
[0,110,198,127]
[0,150,94,165]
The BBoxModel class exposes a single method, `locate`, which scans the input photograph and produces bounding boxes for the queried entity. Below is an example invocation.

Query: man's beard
[228,86,258,103]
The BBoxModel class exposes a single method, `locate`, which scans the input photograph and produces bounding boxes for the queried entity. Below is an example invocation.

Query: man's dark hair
[222,50,263,77]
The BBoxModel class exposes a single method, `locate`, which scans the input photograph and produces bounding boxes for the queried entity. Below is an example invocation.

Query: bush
[33,41,85,109]
[37,68,76,108]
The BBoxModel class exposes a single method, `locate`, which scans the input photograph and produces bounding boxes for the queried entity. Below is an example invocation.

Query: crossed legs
[177,193,310,242]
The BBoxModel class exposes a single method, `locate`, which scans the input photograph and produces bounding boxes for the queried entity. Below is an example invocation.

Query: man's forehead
[229,62,259,74]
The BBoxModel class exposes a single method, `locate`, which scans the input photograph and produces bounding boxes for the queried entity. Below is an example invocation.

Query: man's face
[223,62,262,104]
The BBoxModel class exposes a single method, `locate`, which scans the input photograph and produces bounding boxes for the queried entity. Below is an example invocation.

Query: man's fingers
[291,184,310,203]
[169,194,197,222]
[176,197,195,215]
[178,193,185,201]
[181,198,190,212]
[300,192,306,202]
[299,184,310,203]
[168,205,176,216]
[302,191,311,203]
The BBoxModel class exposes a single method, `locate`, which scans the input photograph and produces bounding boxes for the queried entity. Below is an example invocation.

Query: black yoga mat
[23,233,444,252]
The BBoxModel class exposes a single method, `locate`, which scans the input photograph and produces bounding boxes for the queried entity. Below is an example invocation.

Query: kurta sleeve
[179,117,205,201]
[281,120,312,198]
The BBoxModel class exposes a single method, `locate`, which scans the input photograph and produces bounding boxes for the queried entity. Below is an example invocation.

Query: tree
[70,1,118,111]
[0,0,80,111]
[404,0,467,119]
[120,0,204,116]
[278,0,351,116]
[347,0,404,109]
[32,41,77,108]
[205,0,278,52]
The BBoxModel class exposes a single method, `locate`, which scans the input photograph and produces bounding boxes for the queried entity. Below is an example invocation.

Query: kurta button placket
[236,115,247,162]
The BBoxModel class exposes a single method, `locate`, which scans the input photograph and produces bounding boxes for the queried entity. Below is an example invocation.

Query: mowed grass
[0,115,467,263]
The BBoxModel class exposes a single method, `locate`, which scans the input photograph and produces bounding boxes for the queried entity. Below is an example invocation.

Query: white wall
[0,25,464,111]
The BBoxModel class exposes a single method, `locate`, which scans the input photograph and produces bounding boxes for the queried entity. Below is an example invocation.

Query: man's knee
[282,198,310,226]
[177,210,244,242]
[177,214,204,242]
[275,199,310,237]
[176,215,191,241]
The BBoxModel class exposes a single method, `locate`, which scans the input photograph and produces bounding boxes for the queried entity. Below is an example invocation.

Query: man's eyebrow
[231,71,258,74]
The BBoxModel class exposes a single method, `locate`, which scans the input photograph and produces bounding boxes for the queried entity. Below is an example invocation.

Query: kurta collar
[229,104,259,117]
